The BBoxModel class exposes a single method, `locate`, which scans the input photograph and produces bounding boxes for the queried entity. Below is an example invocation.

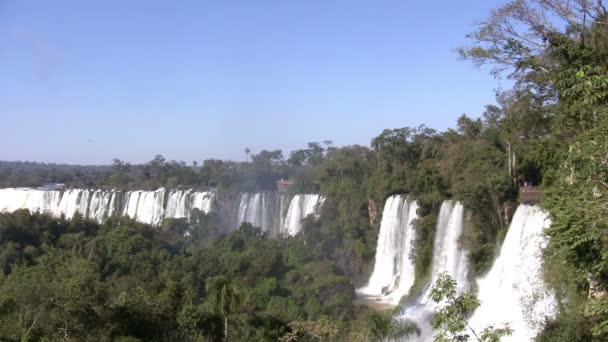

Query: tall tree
[205,276,243,341]
[244,147,251,162]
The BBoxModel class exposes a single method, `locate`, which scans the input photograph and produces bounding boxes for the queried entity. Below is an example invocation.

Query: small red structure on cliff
[519,187,541,203]
[276,179,294,193]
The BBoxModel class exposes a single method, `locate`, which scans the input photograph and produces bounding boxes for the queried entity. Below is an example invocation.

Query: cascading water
[122,189,166,225]
[165,189,215,220]
[165,189,193,219]
[190,191,215,214]
[401,200,469,340]
[0,187,215,226]
[236,192,287,236]
[356,195,418,305]
[469,204,556,341]
[235,192,325,237]
[87,190,114,222]
[0,187,324,236]
[283,194,325,236]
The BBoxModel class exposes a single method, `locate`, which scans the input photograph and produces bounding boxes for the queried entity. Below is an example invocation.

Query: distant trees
[110,158,131,185]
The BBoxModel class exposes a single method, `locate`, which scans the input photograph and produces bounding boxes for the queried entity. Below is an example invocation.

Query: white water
[283,194,325,236]
[236,192,325,236]
[236,192,287,236]
[357,195,418,305]
[88,190,115,222]
[0,187,215,226]
[122,189,167,225]
[165,189,215,220]
[401,200,469,340]
[469,204,556,341]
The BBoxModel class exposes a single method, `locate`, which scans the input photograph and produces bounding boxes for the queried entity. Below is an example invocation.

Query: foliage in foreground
[430,273,512,342]
[0,210,361,341]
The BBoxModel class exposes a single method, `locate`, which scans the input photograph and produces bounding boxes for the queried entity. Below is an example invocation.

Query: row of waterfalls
[0,188,324,236]
[0,186,556,339]
[358,195,557,341]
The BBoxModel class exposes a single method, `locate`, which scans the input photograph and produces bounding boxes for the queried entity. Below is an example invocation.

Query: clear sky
[0,0,508,165]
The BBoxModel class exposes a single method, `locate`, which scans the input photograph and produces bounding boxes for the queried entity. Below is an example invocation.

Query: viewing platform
[276,179,294,193]
[519,187,541,203]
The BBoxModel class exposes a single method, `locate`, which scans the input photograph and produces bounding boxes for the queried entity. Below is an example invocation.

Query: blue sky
[0,0,508,164]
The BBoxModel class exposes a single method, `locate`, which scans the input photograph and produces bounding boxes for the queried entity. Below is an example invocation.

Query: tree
[366,310,420,342]
[459,0,608,78]
[430,273,512,342]
[278,316,339,342]
[205,276,243,341]
[244,147,251,162]
[251,150,284,172]
[456,114,482,139]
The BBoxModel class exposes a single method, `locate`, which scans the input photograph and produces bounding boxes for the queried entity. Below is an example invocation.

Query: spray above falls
[469,204,557,341]
[357,195,418,305]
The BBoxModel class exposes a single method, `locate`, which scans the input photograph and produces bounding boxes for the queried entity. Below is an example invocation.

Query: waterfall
[283,194,325,236]
[0,187,215,226]
[356,195,418,305]
[401,200,469,340]
[55,189,89,219]
[469,204,556,341]
[165,189,215,220]
[236,192,287,236]
[191,191,215,214]
[122,188,168,225]
[88,190,114,222]
[165,189,193,219]
[0,187,324,236]
[236,192,325,237]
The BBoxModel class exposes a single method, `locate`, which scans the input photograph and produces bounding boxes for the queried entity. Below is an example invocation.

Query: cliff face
[368,198,378,225]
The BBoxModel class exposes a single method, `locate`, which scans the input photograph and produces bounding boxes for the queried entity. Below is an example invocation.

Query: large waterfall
[401,200,469,340]
[283,194,325,236]
[469,204,556,341]
[0,187,324,235]
[357,195,418,305]
[236,192,325,236]
[237,192,287,236]
[0,187,215,226]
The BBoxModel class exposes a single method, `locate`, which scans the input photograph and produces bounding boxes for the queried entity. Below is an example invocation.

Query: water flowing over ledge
[237,192,288,236]
[0,188,215,226]
[400,200,469,340]
[357,195,418,305]
[0,188,325,236]
[236,192,325,236]
[469,204,557,341]
[283,194,325,236]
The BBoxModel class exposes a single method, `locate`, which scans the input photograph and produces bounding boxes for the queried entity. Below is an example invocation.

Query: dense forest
[1,0,608,340]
